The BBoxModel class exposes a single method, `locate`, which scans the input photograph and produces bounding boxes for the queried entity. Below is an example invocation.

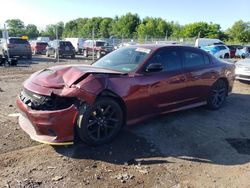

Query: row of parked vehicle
[195,38,250,59]
[31,38,115,59]
[0,37,115,60]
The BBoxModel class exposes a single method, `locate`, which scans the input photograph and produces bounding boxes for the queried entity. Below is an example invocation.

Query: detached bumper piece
[17,89,78,145]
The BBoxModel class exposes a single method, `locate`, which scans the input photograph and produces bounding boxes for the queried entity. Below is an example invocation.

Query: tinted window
[96,41,106,47]
[183,50,205,68]
[149,49,182,72]
[9,38,29,44]
[60,41,73,47]
[37,42,48,46]
[218,46,226,50]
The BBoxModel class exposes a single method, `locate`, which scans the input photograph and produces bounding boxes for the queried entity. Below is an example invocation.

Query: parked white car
[235,58,250,81]
[65,38,85,54]
[195,38,224,48]
[201,45,230,59]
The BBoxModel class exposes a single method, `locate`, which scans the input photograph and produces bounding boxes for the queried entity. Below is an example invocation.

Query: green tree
[111,13,140,38]
[5,19,25,37]
[99,18,113,38]
[25,24,39,39]
[63,20,78,38]
[41,22,64,39]
[182,22,223,39]
[227,20,250,43]
[170,22,183,38]
[136,17,173,39]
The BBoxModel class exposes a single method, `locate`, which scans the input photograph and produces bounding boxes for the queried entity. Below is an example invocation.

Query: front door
[144,47,189,112]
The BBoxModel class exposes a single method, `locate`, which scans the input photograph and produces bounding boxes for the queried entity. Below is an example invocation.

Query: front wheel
[207,80,227,110]
[76,97,123,146]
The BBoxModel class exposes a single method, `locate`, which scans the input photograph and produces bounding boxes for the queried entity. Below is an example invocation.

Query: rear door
[181,47,215,102]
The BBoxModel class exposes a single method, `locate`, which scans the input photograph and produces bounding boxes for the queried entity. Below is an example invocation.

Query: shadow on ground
[55,92,250,166]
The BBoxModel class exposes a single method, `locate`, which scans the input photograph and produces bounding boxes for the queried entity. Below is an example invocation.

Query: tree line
[1,13,250,43]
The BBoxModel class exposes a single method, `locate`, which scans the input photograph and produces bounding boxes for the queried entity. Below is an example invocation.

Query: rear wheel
[207,80,227,110]
[224,53,229,59]
[46,51,50,57]
[76,97,123,146]
[71,54,75,59]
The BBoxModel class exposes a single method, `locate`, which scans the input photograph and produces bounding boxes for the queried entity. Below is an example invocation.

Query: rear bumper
[16,98,78,144]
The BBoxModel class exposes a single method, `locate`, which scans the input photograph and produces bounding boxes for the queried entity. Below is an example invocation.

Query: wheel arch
[215,77,229,95]
[96,89,127,126]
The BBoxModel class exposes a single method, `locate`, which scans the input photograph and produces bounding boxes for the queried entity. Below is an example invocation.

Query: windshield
[92,47,151,72]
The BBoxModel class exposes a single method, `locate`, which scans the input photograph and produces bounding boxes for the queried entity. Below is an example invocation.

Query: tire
[54,51,58,59]
[46,51,50,57]
[224,53,229,59]
[83,50,88,57]
[207,80,227,110]
[96,51,101,59]
[76,97,123,146]
[71,54,75,59]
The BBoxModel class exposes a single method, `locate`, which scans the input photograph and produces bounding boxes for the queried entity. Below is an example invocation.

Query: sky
[0,0,249,31]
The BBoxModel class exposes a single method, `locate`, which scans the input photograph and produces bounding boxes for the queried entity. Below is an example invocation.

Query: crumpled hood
[30,64,123,88]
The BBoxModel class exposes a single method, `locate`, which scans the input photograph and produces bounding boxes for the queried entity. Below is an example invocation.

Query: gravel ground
[0,55,250,188]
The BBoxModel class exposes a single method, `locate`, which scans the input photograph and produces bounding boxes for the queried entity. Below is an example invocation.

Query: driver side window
[148,48,182,72]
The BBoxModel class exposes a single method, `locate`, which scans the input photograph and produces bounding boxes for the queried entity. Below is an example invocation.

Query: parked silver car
[235,58,250,81]
[0,37,32,59]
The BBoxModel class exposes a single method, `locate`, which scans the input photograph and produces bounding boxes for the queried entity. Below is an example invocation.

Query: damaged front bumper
[16,89,78,145]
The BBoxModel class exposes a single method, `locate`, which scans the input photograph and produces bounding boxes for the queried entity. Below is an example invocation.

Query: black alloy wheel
[207,80,227,110]
[76,97,123,146]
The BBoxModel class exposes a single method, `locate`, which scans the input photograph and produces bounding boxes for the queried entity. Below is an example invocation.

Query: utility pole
[92,26,95,62]
[198,31,201,39]
[3,24,10,60]
[55,26,59,63]
[165,30,168,41]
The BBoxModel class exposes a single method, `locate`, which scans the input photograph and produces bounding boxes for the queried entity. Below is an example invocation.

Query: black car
[46,40,75,59]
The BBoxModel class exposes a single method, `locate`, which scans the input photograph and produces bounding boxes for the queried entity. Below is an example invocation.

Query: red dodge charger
[16,45,235,145]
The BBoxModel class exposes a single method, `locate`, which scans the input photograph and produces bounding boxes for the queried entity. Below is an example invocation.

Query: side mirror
[146,63,163,72]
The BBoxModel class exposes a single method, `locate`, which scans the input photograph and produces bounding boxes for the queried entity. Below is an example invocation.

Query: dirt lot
[0,56,250,188]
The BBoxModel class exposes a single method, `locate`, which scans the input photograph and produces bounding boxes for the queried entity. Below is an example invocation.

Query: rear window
[60,41,73,47]
[183,50,205,68]
[96,41,106,47]
[218,46,226,50]
[37,42,48,46]
[9,38,29,44]
[227,46,235,50]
